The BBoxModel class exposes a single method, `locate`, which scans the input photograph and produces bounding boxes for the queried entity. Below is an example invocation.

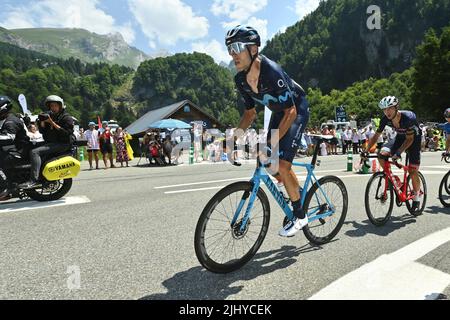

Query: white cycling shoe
[279,216,309,237]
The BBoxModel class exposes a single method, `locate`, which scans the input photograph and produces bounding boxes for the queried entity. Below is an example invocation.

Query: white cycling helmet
[379,96,399,110]
[45,95,65,109]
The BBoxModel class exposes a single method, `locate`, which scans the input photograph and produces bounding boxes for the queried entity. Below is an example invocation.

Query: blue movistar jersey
[437,122,450,135]
[234,55,307,114]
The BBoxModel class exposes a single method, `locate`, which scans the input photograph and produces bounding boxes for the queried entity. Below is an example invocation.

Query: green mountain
[132,52,237,122]
[0,27,149,69]
[262,0,450,92]
[0,41,137,127]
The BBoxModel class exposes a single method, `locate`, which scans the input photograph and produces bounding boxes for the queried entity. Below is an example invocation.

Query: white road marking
[421,165,449,170]
[163,175,374,194]
[161,170,445,195]
[165,186,227,194]
[155,169,349,190]
[155,177,250,189]
[309,227,450,300]
[0,196,91,214]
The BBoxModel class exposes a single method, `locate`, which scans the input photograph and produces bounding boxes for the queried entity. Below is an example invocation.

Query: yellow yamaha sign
[42,156,81,181]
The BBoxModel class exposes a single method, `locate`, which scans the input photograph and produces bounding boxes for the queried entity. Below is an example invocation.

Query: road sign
[335,105,347,122]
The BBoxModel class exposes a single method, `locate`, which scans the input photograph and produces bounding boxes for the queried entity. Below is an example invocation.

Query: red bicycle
[363,153,427,226]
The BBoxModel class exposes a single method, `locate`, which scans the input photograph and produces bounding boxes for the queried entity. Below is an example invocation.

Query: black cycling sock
[292,199,305,219]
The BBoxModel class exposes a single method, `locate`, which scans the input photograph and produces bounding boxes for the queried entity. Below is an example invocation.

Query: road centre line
[421,165,449,170]
[309,227,450,300]
[164,186,227,194]
[163,175,373,194]
[161,171,446,195]
[156,169,357,190]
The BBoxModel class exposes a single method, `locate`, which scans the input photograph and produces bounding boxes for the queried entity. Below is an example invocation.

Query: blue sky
[1,0,321,64]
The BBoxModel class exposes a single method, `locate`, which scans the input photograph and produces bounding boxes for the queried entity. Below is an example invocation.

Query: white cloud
[294,0,321,20]
[192,39,230,64]
[1,0,135,44]
[247,17,268,45]
[211,0,268,22]
[129,0,209,48]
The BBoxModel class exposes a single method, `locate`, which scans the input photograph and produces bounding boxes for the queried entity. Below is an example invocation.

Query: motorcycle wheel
[26,178,72,202]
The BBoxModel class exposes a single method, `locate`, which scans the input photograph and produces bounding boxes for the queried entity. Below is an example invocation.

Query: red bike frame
[382,159,415,203]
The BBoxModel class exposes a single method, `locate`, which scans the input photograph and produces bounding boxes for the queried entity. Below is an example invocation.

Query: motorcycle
[0,142,82,202]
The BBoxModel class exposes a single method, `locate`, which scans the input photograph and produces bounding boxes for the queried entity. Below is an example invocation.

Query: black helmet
[225,25,261,46]
[0,95,13,117]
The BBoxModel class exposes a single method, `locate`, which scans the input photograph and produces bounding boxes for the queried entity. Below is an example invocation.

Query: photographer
[19,95,74,189]
[0,96,30,167]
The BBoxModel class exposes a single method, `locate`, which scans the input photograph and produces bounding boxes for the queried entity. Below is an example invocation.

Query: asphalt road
[1,151,449,300]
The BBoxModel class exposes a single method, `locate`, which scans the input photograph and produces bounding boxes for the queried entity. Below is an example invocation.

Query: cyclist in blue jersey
[225,25,310,237]
[437,108,450,156]
[364,96,422,212]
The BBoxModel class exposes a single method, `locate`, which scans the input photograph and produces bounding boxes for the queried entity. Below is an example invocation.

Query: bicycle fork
[230,178,261,233]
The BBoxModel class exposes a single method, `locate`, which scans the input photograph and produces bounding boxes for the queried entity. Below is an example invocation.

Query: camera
[38,113,50,121]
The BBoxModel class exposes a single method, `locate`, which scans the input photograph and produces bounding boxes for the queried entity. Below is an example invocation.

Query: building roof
[125,100,222,135]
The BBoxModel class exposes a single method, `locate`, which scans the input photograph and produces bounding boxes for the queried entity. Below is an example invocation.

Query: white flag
[18,94,29,115]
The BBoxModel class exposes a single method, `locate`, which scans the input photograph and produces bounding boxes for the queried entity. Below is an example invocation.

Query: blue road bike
[194,135,348,273]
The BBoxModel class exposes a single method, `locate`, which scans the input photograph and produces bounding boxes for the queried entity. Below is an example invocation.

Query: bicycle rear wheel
[439,171,450,207]
[405,171,427,216]
[194,181,270,273]
[365,172,394,226]
[302,176,348,245]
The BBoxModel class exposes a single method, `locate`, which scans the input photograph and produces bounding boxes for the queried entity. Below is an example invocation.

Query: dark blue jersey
[437,122,450,135]
[234,55,307,114]
[377,110,421,137]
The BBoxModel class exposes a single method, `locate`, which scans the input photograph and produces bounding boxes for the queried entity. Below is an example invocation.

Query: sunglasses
[227,42,251,55]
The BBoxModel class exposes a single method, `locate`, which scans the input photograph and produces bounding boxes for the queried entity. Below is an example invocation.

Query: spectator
[162,136,173,165]
[352,128,359,154]
[114,127,129,167]
[124,129,134,161]
[304,128,314,156]
[99,125,115,169]
[329,127,338,155]
[26,123,44,145]
[98,121,108,134]
[321,125,331,154]
[358,127,367,152]
[85,122,100,170]
[344,126,353,154]
[320,141,328,156]
[420,124,427,152]
[341,128,348,154]
[207,142,216,162]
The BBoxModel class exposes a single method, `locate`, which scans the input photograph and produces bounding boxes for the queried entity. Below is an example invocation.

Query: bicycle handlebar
[359,153,403,169]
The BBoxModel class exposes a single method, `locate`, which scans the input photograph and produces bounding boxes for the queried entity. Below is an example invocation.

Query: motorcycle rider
[0,95,30,198]
[19,95,74,189]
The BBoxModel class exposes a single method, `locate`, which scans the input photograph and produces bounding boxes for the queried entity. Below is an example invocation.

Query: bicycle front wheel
[365,172,394,226]
[302,176,348,245]
[405,171,427,216]
[194,181,270,273]
[439,171,450,207]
